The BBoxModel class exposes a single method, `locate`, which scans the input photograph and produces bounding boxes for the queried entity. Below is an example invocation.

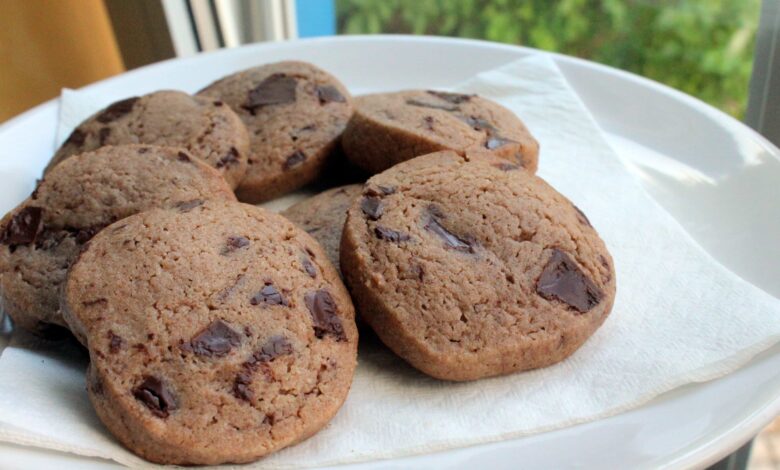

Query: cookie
[282,184,362,276]
[0,145,235,333]
[62,200,358,465]
[197,61,353,203]
[340,151,615,381]
[47,90,250,188]
[341,90,539,174]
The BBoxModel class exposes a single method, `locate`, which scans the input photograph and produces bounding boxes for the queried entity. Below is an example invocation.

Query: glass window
[336,0,761,119]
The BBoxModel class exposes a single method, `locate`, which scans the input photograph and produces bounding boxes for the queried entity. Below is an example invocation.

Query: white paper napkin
[1,53,779,468]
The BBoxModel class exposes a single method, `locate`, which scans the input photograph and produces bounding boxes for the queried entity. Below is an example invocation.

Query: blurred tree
[336,0,759,118]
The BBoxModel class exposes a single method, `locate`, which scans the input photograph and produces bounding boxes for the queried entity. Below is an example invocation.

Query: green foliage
[336,0,760,118]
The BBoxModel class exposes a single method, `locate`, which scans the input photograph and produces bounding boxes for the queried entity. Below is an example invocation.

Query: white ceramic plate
[0,36,778,469]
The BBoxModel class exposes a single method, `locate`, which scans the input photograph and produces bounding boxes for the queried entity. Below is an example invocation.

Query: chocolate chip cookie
[197,61,353,203]
[62,200,358,465]
[282,184,362,276]
[341,90,539,174]
[0,145,235,333]
[47,90,250,188]
[340,151,614,381]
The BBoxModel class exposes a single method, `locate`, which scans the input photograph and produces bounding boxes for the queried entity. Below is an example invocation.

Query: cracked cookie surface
[47,90,250,188]
[0,145,235,333]
[340,151,614,381]
[282,184,362,277]
[62,200,357,465]
[198,61,353,203]
[341,90,539,174]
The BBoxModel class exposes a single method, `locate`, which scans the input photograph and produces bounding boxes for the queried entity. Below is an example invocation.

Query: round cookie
[197,61,353,203]
[282,184,362,277]
[62,200,358,465]
[340,151,615,381]
[0,145,236,333]
[47,90,250,188]
[342,90,539,174]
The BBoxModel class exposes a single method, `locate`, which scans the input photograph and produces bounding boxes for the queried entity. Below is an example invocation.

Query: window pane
[336,0,761,119]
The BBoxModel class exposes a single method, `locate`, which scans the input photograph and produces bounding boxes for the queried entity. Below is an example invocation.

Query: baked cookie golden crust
[0,145,235,333]
[62,200,358,465]
[198,61,353,203]
[341,90,539,174]
[47,91,250,188]
[340,151,614,381]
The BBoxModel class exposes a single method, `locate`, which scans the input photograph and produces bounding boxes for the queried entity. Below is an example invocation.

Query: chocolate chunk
[175,199,204,212]
[573,205,591,227]
[493,162,519,171]
[233,371,254,401]
[72,225,103,244]
[138,147,149,154]
[250,283,287,306]
[364,185,396,197]
[31,179,43,200]
[132,376,176,418]
[1,207,44,247]
[242,74,297,114]
[65,128,86,147]
[485,134,515,150]
[361,197,383,220]
[255,335,294,362]
[233,335,293,401]
[413,264,425,281]
[406,99,459,112]
[424,210,475,253]
[316,85,346,104]
[283,150,306,170]
[302,257,317,278]
[374,226,410,243]
[82,297,107,307]
[96,97,139,123]
[305,290,346,341]
[427,90,474,104]
[98,127,111,145]
[177,151,191,163]
[182,319,242,357]
[108,330,123,353]
[423,115,435,131]
[536,249,604,313]
[215,147,239,168]
[222,235,249,254]
[213,100,223,106]
[461,115,496,132]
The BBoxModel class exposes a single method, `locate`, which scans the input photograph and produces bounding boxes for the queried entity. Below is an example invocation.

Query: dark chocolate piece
[182,319,242,357]
[242,74,297,114]
[427,90,474,104]
[374,226,411,243]
[250,283,287,307]
[316,85,346,104]
[96,97,139,123]
[361,197,383,220]
[215,147,240,169]
[423,209,474,253]
[283,150,306,170]
[1,207,44,247]
[304,290,346,341]
[132,376,177,418]
[536,249,603,313]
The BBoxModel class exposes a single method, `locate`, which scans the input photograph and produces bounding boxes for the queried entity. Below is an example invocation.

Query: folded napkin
[1,53,779,468]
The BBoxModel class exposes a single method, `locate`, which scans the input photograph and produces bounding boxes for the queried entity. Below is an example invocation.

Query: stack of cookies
[0,60,615,465]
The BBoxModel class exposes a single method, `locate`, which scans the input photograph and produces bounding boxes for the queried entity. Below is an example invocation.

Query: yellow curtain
[0,0,125,123]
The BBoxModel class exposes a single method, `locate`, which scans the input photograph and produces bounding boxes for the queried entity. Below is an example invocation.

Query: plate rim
[0,34,778,469]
